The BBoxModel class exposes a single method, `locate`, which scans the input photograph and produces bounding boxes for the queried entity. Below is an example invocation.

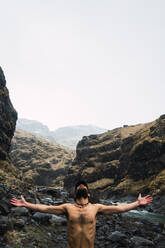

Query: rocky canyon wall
[64,116,165,197]
[0,67,19,186]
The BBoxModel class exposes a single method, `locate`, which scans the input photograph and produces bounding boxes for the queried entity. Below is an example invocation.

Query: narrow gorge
[0,67,165,247]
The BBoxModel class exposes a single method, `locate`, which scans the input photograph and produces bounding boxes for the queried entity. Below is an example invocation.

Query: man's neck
[75,197,89,207]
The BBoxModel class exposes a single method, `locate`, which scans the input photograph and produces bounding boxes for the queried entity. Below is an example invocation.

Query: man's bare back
[11,180,153,248]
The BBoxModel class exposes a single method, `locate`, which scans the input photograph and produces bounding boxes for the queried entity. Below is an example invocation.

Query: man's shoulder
[62,203,74,208]
[89,203,101,210]
[91,203,100,206]
[62,203,73,206]
[89,203,97,206]
[90,203,103,211]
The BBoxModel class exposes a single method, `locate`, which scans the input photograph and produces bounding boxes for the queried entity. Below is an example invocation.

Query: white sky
[1,0,165,130]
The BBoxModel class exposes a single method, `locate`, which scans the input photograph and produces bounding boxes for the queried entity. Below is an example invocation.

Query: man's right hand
[11,195,67,214]
[11,195,27,207]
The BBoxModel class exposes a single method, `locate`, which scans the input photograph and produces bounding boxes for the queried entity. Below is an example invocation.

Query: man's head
[74,180,90,200]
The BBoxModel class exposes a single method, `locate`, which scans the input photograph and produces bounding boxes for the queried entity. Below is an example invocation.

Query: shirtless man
[11,180,153,248]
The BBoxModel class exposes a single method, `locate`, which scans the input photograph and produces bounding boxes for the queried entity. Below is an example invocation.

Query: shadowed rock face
[64,116,165,197]
[0,67,17,161]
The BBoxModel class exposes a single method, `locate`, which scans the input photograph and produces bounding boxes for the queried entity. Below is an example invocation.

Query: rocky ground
[0,184,165,248]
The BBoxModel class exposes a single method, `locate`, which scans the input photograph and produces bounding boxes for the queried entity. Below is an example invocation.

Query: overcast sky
[1,0,164,130]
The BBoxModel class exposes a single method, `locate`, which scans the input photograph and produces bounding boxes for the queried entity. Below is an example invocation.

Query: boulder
[130,236,154,246]
[11,207,29,216]
[32,212,52,224]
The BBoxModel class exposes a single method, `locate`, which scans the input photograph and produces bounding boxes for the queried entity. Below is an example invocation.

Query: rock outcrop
[64,116,165,198]
[0,67,19,186]
[0,67,17,155]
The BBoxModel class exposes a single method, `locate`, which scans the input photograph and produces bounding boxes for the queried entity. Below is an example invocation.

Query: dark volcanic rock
[130,236,154,246]
[0,216,8,235]
[0,68,20,190]
[32,212,52,224]
[0,67,17,155]
[11,207,29,216]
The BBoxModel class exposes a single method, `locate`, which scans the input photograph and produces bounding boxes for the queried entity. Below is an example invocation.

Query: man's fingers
[146,197,153,203]
[11,199,18,203]
[11,198,17,201]
[139,194,152,198]
[145,196,153,200]
[138,193,141,198]
[145,195,151,198]
[10,200,17,205]
[10,198,20,205]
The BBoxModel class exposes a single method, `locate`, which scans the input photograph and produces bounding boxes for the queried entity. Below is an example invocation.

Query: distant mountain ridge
[16,118,51,137]
[16,118,107,149]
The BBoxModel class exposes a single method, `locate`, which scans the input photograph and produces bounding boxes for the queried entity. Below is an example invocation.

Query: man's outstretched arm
[97,194,153,215]
[11,195,67,215]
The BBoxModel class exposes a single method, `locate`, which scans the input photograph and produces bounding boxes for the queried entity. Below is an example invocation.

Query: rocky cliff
[10,129,75,187]
[64,116,165,197]
[0,67,19,187]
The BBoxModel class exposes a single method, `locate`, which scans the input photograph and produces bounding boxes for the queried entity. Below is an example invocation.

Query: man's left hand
[138,193,153,206]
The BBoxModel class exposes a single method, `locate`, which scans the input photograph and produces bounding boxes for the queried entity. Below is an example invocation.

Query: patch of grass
[149,169,165,195]
[114,177,153,195]
[82,167,95,175]
[88,178,114,190]
[5,230,22,246]
[5,223,62,248]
